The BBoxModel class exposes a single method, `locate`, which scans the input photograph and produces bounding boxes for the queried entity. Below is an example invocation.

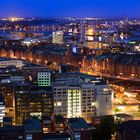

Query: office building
[14,83,53,125]
[54,115,66,133]
[0,59,24,68]
[67,118,92,140]
[52,31,64,44]
[0,126,24,140]
[24,118,42,140]
[0,94,5,126]
[54,72,112,121]
[42,116,52,133]
[68,88,82,118]
[37,72,51,87]
[0,83,14,118]
[116,120,140,140]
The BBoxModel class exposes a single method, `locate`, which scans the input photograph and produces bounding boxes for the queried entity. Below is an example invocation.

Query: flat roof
[115,113,133,118]
[68,118,90,129]
[43,133,71,139]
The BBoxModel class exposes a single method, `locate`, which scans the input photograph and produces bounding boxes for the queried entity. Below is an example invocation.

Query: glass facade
[14,85,53,125]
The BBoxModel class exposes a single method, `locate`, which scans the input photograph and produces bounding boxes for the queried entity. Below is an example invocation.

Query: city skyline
[0,0,140,18]
[0,1,140,139]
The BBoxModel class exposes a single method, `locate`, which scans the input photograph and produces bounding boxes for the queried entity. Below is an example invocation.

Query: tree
[92,116,117,140]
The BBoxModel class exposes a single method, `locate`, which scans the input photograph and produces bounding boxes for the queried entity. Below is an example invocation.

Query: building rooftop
[68,118,90,130]
[43,133,71,140]
[24,117,42,132]
[42,116,51,121]
[0,126,24,132]
[95,52,140,66]
[3,117,12,122]
[55,115,65,123]
[118,120,140,133]
[54,72,107,86]
[115,113,133,118]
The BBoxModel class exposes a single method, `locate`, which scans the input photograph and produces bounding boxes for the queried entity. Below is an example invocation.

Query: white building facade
[53,72,113,121]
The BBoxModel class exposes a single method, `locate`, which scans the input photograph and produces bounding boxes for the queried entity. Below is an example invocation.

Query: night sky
[0,0,140,17]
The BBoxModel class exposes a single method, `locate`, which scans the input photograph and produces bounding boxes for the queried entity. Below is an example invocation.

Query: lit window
[57,102,62,106]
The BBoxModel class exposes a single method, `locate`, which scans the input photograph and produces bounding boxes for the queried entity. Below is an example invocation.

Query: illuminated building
[14,84,53,125]
[67,118,92,140]
[22,66,50,82]
[54,85,68,117]
[54,72,112,121]
[68,88,81,118]
[120,32,125,40]
[52,31,64,44]
[110,46,124,53]
[134,45,140,52]
[22,38,40,46]
[113,33,119,42]
[85,36,94,41]
[81,83,95,121]
[0,84,14,118]
[42,116,52,133]
[8,17,24,22]
[54,116,66,133]
[114,113,133,123]
[0,59,24,68]
[92,52,140,78]
[0,94,5,126]
[86,28,94,36]
[9,32,26,40]
[37,72,51,87]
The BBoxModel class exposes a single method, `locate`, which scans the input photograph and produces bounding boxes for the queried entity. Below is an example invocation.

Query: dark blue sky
[0,0,140,17]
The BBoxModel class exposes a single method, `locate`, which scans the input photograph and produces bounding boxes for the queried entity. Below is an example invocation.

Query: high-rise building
[14,83,53,125]
[53,72,112,122]
[0,84,14,118]
[54,83,95,121]
[52,31,64,44]
[67,118,92,140]
[0,94,5,126]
